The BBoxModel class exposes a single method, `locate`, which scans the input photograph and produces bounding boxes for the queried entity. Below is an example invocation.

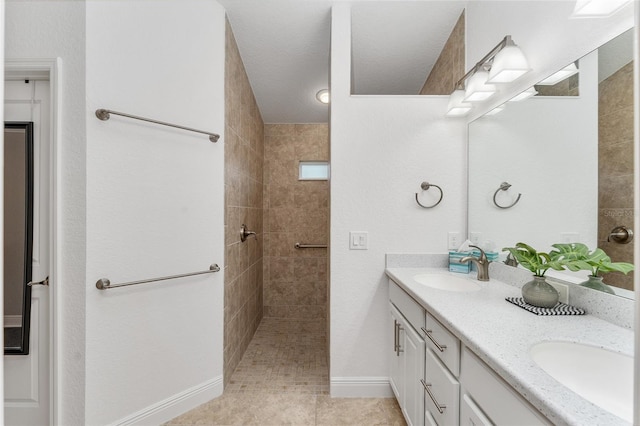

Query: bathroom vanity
[386,264,634,426]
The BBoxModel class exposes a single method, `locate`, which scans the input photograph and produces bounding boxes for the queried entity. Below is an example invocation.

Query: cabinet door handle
[396,323,404,355]
[421,327,447,352]
[421,379,446,414]
[393,320,399,354]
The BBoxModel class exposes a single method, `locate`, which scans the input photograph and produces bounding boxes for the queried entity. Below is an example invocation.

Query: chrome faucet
[460,244,490,281]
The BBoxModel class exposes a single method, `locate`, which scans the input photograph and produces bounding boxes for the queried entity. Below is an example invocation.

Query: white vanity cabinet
[390,281,426,426]
[389,277,551,426]
[422,313,461,426]
[460,347,551,425]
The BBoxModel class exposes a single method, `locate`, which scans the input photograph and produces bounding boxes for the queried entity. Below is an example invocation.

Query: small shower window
[299,161,329,181]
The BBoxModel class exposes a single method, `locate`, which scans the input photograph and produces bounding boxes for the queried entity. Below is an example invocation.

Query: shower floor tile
[165,317,406,425]
[225,318,328,395]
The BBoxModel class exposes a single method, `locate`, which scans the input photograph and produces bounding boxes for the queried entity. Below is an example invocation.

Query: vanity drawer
[460,347,550,425]
[424,348,459,426]
[460,394,493,426]
[424,313,460,376]
[389,279,425,332]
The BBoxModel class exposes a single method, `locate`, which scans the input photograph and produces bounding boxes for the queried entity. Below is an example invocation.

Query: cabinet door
[461,347,551,425]
[460,394,493,426]
[402,316,425,426]
[389,305,404,400]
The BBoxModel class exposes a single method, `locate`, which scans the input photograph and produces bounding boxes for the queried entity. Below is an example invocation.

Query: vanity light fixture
[537,63,579,85]
[485,105,505,116]
[316,89,330,104]
[571,0,632,17]
[487,36,531,83]
[508,87,538,102]
[464,69,497,102]
[446,89,472,116]
[446,35,530,116]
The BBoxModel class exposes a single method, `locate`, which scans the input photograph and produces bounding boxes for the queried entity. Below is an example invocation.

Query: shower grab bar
[295,243,328,249]
[96,264,220,290]
[95,108,220,142]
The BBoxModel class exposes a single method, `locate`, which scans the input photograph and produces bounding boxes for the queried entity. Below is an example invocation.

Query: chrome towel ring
[493,182,521,209]
[415,182,443,209]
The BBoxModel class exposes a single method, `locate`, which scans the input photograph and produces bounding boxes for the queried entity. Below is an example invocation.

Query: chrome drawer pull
[421,379,446,414]
[397,324,404,354]
[421,327,447,352]
[394,320,399,355]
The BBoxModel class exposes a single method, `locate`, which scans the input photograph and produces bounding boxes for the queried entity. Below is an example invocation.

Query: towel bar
[96,264,220,290]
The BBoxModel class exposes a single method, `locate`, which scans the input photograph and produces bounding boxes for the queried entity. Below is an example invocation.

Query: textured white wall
[329,4,467,395]
[5,1,87,423]
[465,0,634,121]
[468,50,599,253]
[85,1,225,424]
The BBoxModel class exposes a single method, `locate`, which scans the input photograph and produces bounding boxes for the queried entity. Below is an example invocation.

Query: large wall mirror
[4,122,34,354]
[468,27,635,299]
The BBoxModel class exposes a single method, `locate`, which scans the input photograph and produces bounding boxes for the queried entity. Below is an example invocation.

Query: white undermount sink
[412,273,481,292]
[530,341,633,423]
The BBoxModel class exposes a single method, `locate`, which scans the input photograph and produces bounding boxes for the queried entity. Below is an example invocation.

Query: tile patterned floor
[166,318,406,425]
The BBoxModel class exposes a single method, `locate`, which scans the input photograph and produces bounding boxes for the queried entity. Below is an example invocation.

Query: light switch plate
[350,232,368,250]
[448,232,460,250]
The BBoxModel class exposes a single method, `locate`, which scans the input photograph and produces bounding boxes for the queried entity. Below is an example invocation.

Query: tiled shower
[224,20,330,386]
[598,60,634,290]
[263,124,329,320]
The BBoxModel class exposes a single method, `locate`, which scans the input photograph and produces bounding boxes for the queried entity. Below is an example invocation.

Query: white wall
[85,1,225,424]
[468,50,599,253]
[5,1,86,423]
[465,0,634,120]
[329,4,467,396]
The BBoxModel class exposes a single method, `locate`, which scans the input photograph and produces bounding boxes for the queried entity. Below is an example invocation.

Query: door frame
[5,58,60,425]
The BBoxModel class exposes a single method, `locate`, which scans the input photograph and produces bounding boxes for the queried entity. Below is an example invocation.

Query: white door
[4,79,50,426]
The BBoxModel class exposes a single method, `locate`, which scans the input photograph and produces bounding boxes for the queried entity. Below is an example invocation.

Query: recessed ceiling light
[316,89,329,104]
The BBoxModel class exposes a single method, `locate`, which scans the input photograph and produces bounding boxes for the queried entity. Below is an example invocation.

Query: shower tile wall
[420,11,465,95]
[224,19,265,386]
[263,124,329,320]
[598,61,634,291]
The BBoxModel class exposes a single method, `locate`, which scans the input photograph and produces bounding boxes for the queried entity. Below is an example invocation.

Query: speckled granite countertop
[385,267,634,426]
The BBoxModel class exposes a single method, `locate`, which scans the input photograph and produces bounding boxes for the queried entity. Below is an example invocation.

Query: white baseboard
[330,376,393,398]
[113,376,223,426]
[4,315,22,327]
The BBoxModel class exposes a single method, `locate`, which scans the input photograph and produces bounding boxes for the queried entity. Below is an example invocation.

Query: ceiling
[218,1,466,124]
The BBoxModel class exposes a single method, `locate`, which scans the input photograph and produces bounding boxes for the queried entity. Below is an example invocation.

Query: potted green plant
[550,243,634,294]
[502,242,564,308]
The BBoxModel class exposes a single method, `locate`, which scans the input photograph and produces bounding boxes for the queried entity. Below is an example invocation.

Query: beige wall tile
[263,124,329,320]
[597,59,634,294]
[224,19,264,385]
[420,11,465,95]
